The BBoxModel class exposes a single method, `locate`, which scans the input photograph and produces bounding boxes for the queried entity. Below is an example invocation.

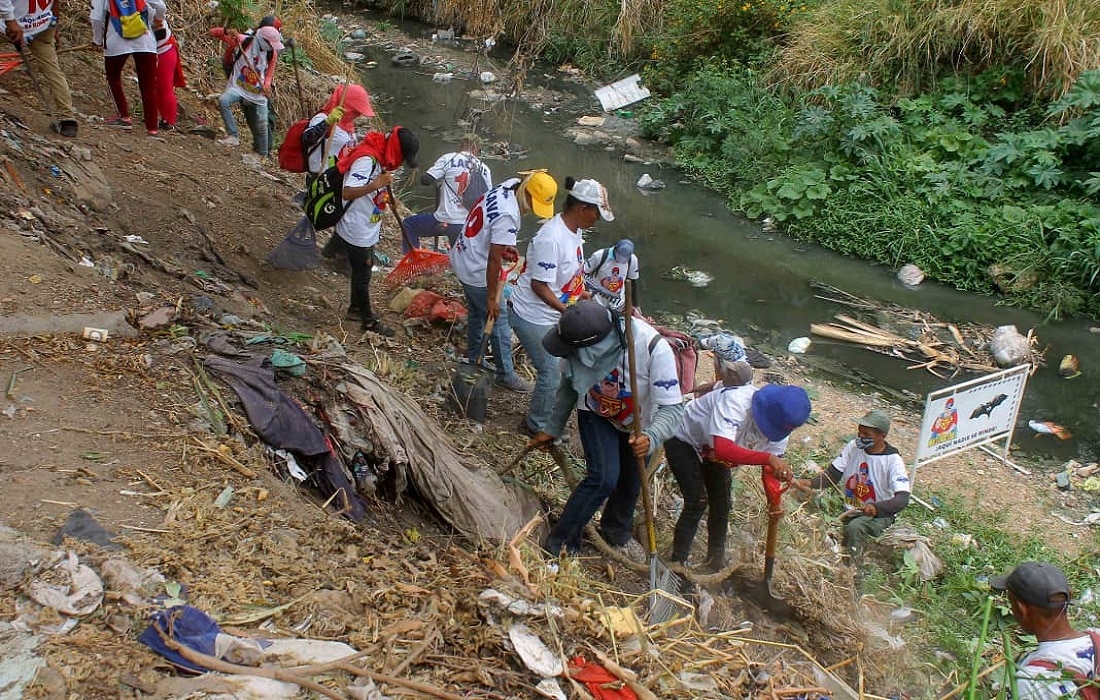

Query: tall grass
[771,0,1100,98]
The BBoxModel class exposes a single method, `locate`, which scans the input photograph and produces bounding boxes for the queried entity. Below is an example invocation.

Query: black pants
[666,437,732,564]
[344,240,375,320]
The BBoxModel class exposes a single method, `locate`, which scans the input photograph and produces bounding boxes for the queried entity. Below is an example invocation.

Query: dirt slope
[1,23,1097,700]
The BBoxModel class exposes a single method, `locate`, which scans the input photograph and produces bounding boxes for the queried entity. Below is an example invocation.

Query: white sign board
[914,365,1029,464]
[594,74,651,112]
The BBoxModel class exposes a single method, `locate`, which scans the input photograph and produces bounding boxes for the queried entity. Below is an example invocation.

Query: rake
[384,189,450,287]
[624,280,685,623]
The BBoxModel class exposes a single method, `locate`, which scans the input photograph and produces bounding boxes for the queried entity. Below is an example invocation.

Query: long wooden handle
[386,187,418,252]
[624,281,658,560]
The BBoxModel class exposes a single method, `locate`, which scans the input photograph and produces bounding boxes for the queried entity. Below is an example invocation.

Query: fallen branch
[587,646,659,700]
[337,663,465,700]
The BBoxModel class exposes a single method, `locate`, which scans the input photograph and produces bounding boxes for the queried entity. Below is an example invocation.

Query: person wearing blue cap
[793,409,910,558]
[584,238,639,312]
[665,344,809,571]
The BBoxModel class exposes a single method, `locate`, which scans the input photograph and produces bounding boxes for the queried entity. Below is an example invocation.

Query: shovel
[449,316,496,422]
[739,465,796,616]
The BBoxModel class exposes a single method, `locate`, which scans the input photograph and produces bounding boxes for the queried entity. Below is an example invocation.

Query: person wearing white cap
[793,409,910,558]
[584,238,639,312]
[510,176,614,436]
[990,561,1100,700]
[212,23,284,155]
[665,339,807,571]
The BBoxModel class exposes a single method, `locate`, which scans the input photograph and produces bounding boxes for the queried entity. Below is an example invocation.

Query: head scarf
[336,126,407,177]
[323,84,375,133]
[561,325,624,396]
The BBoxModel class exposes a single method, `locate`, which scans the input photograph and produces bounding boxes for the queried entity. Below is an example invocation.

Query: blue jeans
[508,304,560,433]
[400,214,462,253]
[218,91,269,156]
[462,283,516,379]
[545,411,641,554]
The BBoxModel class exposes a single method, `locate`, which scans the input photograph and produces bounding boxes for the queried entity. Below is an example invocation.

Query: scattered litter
[989,325,1031,368]
[788,337,812,354]
[1028,420,1072,440]
[124,234,149,245]
[431,72,453,83]
[26,551,104,616]
[344,52,365,61]
[897,264,925,287]
[1058,354,1081,379]
[665,265,712,287]
[507,623,562,677]
[82,327,108,342]
[635,173,665,191]
[54,509,119,550]
[479,71,497,84]
[214,486,235,508]
[577,115,605,127]
[78,256,94,267]
[270,349,307,377]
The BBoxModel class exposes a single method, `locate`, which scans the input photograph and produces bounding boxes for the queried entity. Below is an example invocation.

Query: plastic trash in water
[788,337,812,354]
[432,72,453,83]
[1028,420,1072,440]
[479,71,497,84]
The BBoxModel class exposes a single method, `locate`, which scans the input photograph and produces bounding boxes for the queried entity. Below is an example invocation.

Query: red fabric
[322,84,375,131]
[568,657,638,700]
[337,127,406,175]
[761,465,787,509]
[708,436,773,468]
[404,290,443,319]
[429,299,467,324]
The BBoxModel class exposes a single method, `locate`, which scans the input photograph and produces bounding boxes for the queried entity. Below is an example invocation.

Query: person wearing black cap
[792,409,910,558]
[529,300,685,560]
[992,561,1099,699]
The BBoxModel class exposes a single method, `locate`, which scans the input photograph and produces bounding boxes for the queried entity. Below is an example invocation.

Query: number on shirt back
[463,205,484,238]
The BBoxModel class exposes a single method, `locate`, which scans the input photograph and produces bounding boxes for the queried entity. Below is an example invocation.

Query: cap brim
[599,206,614,222]
[542,328,572,357]
[990,575,1009,590]
[270,40,286,51]
[531,198,554,219]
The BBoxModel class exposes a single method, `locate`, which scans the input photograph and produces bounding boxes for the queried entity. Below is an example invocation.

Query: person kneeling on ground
[402,136,492,253]
[333,125,419,337]
[991,561,1100,700]
[666,336,809,571]
[792,409,910,559]
[530,300,685,561]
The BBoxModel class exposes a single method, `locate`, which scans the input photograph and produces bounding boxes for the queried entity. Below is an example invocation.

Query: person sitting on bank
[992,561,1100,700]
[401,136,492,253]
[792,409,910,559]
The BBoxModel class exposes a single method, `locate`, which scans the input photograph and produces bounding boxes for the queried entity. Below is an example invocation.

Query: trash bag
[267,217,320,271]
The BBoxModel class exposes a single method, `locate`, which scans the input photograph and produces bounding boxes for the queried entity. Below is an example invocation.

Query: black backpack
[303,166,345,231]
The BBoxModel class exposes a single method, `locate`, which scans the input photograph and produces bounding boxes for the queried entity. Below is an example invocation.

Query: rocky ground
[0,12,1097,700]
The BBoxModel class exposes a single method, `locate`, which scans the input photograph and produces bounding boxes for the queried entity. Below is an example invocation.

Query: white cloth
[510,214,586,325]
[222,35,271,105]
[831,439,910,505]
[335,155,384,248]
[306,113,356,175]
[585,248,639,311]
[1008,631,1098,700]
[89,0,165,56]
[426,151,492,225]
[577,318,682,432]
[0,0,53,40]
[675,384,788,459]
[450,178,520,288]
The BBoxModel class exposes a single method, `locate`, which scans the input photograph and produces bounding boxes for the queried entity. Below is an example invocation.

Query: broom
[384,188,450,287]
[623,280,685,623]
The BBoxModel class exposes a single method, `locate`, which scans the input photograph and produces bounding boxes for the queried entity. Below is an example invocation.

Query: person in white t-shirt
[212,24,283,155]
[3,0,79,136]
[449,171,557,393]
[402,138,492,253]
[332,126,419,337]
[665,336,808,571]
[91,0,167,134]
[528,301,685,559]
[793,409,911,558]
[511,176,614,436]
[991,562,1099,700]
[584,238,639,312]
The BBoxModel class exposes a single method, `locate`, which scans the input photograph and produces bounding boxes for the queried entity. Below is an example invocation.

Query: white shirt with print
[510,214,586,326]
[306,113,356,175]
[576,318,682,432]
[90,0,165,56]
[224,37,271,105]
[335,155,384,248]
[1009,631,1098,700]
[450,178,520,288]
[1,0,55,40]
[831,439,910,506]
[427,151,493,225]
[585,248,639,311]
[675,384,788,459]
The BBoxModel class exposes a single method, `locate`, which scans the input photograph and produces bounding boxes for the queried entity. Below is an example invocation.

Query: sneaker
[345,308,365,322]
[54,119,78,138]
[494,374,533,393]
[362,318,395,337]
[105,116,132,129]
[158,120,176,131]
[217,135,241,147]
[610,538,648,565]
[147,129,159,137]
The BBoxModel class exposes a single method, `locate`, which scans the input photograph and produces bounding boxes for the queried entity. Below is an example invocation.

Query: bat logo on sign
[969,393,1008,419]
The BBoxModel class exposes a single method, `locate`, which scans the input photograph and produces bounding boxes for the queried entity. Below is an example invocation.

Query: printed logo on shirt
[845,462,877,503]
[653,378,679,389]
[558,272,585,305]
[538,261,557,270]
[19,6,52,33]
[599,266,626,295]
[236,63,262,94]
[585,369,634,428]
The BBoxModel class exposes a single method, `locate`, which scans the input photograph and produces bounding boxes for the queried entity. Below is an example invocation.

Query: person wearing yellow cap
[510,175,614,436]
[449,170,556,394]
